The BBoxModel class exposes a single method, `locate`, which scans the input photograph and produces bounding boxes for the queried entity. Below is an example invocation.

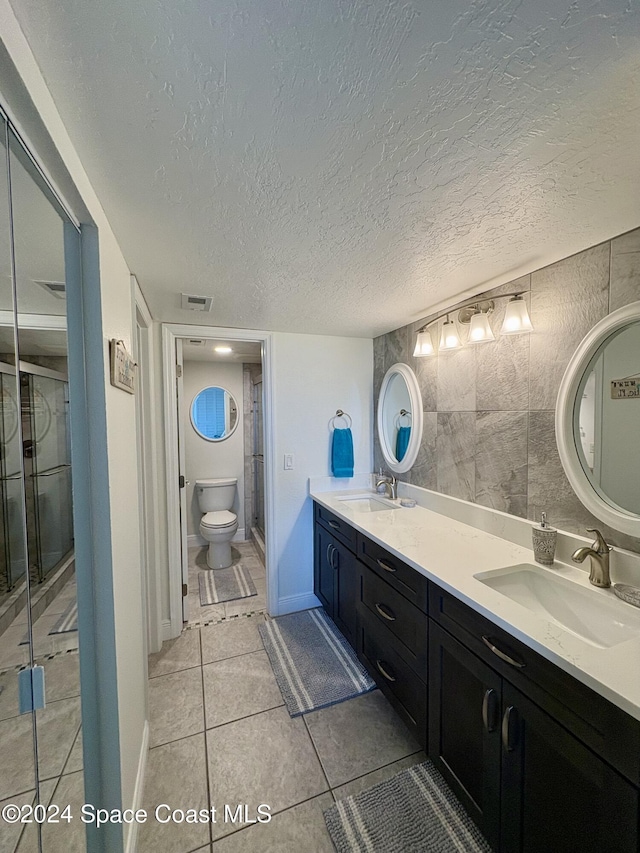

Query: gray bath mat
[49,600,78,635]
[258,607,374,716]
[198,565,257,605]
[324,760,494,853]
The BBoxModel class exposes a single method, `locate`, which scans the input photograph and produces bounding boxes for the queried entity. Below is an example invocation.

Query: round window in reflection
[190,386,239,441]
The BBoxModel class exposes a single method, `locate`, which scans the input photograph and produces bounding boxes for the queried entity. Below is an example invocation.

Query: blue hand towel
[396,426,411,462]
[331,427,354,478]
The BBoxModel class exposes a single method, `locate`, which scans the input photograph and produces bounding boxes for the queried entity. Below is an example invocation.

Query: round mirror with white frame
[556,301,640,536]
[190,385,239,441]
[377,363,423,474]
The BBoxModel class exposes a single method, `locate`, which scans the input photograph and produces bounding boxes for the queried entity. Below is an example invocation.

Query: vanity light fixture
[412,328,436,357]
[413,292,533,356]
[214,345,233,354]
[439,315,462,351]
[501,294,534,335]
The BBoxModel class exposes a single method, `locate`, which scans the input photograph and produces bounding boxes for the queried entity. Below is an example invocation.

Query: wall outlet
[284,454,294,470]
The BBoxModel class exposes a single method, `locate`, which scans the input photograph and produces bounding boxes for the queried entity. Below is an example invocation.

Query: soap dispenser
[532,512,557,566]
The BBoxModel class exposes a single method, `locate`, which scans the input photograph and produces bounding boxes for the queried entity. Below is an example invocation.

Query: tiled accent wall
[374,229,640,553]
[243,363,262,536]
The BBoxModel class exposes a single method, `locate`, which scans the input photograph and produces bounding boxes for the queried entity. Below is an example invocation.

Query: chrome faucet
[376,475,398,500]
[571,528,612,588]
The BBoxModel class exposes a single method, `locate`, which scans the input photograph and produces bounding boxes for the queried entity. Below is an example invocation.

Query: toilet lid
[201,510,237,529]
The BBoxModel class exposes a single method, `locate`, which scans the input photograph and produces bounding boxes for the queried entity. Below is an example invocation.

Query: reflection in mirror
[575,321,640,515]
[191,386,239,441]
[2,125,84,847]
[377,363,423,475]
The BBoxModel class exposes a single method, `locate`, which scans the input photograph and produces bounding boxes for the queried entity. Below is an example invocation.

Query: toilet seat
[201,510,237,529]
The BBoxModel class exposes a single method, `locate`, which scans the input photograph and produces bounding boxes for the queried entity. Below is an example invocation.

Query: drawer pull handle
[482,688,498,733]
[376,558,397,574]
[375,602,396,622]
[481,636,525,669]
[375,659,396,682]
[502,705,518,752]
[328,520,340,529]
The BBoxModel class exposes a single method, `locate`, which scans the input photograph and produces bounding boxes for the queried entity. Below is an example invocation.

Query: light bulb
[439,316,462,351]
[501,296,533,335]
[413,329,435,357]
[468,311,495,343]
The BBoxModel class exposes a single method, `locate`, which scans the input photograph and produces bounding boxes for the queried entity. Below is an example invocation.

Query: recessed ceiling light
[214,346,232,354]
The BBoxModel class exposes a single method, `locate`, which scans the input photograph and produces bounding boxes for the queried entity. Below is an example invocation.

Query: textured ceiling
[8,0,640,337]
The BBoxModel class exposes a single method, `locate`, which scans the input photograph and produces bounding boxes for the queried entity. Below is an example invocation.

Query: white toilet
[196,477,239,569]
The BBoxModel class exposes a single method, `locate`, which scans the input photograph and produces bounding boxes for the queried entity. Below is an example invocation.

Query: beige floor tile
[206,706,328,841]
[0,714,37,800]
[331,750,426,800]
[62,726,83,775]
[0,789,36,853]
[36,697,83,782]
[203,650,283,728]
[149,667,204,748]
[200,615,264,664]
[138,734,210,853]
[303,690,419,788]
[38,771,86,853]
[211,793,335,852]
[148,628,202,678]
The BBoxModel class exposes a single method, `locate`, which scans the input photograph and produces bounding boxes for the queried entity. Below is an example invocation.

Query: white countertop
[311,486,640,722]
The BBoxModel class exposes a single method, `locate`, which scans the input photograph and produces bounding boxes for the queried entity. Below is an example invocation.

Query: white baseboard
[124,719,149,853]
[187,528,246,547]
[275,592,321,616]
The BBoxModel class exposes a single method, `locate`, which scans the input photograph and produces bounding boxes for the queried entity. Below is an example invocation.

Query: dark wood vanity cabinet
[312,504,640,852]
[313,504,357,647]
[430,587,640,853]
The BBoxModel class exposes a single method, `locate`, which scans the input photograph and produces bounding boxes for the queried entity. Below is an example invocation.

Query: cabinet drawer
[358,562,428,677]
[357,608,427,749]
[430,582,640,786]
[357,533,428,612]
[314,502,357,550]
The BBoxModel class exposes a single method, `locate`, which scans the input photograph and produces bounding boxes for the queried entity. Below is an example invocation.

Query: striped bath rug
[198,565,257,605]
[258,607,375,716]
[324,760,494,853]
[49,600,78,635]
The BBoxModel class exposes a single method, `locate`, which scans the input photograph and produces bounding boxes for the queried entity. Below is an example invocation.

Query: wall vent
[181,293,213,312]
[34,280,66,299]
[187,339,205,346]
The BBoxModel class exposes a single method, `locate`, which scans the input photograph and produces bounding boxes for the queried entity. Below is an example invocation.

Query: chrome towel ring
[394,408,412,428]
[330,409,352,429]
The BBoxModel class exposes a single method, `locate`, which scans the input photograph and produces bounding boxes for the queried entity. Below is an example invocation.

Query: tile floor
[0,576,85,853]
[142,612,426,852]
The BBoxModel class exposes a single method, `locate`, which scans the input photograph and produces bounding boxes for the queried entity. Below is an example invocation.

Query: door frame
[162,323,275,639]
[132,276,163,654]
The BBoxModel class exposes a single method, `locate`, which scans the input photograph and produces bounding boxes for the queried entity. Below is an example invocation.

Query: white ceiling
[9,0,640,337]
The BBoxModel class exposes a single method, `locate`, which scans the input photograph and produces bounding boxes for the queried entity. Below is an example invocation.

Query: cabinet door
[314,523,335,617]
[501,683,639,853]
[333,539,357,647]
[428,621,502,849]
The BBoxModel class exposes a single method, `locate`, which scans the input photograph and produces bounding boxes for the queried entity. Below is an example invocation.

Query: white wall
[183,360,245,537]
[0,8,147,847]
[271,332,373,612]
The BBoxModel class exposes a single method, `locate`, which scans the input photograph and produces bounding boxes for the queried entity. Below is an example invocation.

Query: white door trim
[162,323,275,638]
[132,276,162,654]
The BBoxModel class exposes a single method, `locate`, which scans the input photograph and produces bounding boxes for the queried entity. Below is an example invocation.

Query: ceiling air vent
[181,293,213,312]
[35,280,66,299]
[187,339,204,346]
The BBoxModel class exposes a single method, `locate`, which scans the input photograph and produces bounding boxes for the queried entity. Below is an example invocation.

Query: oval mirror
[190,385,239,441]
[377,363,423,474]
[556,301,640,536]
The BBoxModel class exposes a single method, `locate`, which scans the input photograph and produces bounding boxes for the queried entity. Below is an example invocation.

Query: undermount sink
[474,563,640,649]
[336,494,400,512]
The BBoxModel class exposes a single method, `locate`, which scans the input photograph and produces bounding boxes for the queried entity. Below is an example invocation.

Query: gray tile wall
[374,229,640,554]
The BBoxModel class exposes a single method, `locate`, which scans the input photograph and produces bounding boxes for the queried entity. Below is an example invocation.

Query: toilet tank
[196,477,237,512]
